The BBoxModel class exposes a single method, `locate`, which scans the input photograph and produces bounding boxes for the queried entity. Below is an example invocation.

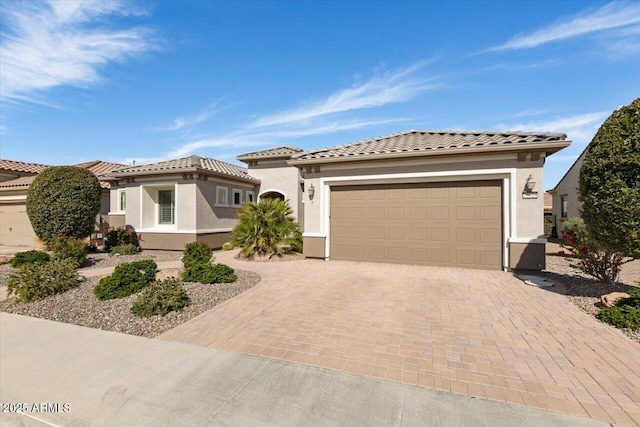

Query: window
[158,190,175,224]
[560,196,568,219]
[117,189,126,212]
[246,191,255,203]
[232,189,242,206]
[216,186,228,206]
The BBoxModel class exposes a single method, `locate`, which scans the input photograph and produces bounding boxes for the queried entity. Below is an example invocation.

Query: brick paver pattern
[160,251,640,426]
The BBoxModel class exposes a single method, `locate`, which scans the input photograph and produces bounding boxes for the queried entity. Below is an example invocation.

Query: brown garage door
[330,181,502,269]
[0,203,37,247]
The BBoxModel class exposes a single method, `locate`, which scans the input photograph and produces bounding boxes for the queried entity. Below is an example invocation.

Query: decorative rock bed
[0,270,260,338]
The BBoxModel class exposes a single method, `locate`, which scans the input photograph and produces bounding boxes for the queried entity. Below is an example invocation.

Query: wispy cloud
[545,154,580,163]
[496,111,609,144]
[487,1,640,51]
[0,0,157,104]
[159,103,224,131]
[249,62,437,128]
[158,62,435,160]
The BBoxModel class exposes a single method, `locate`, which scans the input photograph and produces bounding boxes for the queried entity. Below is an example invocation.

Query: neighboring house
[0,159,124,247]
[101,155,260,251]
[543,192,553,214]
[548,147,587,235]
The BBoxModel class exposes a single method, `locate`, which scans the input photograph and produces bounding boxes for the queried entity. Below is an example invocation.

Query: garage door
[0,203,37,247]
[330,181,502,269]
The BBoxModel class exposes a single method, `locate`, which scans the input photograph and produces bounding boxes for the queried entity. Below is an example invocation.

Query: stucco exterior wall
[247,160,303,223]
[550,150,586,234]
[195,179,255,230]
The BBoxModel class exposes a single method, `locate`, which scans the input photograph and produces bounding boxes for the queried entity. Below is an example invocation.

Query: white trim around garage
[318,168,518,270]
[0,195,27,202]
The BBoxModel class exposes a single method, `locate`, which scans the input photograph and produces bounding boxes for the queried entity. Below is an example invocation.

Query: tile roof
[0,176,36,188]
[0,159,49,174]
[290,130,569,164]
[104,155,259,183]
[237,146,303,161]
[74,160,126,176]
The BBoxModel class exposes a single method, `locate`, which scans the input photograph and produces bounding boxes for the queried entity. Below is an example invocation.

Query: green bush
[105,227,134,252]
[182,262,237,284]
[560,218,626,283]
[597,305,640,330]
[46,236,87,267]
[94,260,157,300]
[9,250,50,268]
[231,199,302,259]
[579,97,640,259]
[130,278,190,317]
[109,243,140,256]
[222,242,234,251]
[26,166,101,243]
[182,241,213,268]
[7,259,80,303]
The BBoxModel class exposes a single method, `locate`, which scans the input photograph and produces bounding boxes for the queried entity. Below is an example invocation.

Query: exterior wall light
[308,183,315,200]
[525,175,536,192]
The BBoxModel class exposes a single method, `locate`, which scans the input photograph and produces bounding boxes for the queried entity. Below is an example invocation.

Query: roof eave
[104,166,259,184]
[288,140,572,167]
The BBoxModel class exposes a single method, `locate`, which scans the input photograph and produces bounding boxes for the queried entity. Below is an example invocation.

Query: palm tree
[231,198,302,259]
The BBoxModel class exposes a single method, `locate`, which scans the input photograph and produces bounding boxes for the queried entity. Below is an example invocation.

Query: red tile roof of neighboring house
[544,192,553,211]
[74,160,126,188]
[0,176,36,188]
[0,159,49,174]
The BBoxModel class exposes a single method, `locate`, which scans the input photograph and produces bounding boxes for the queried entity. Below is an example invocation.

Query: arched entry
[259,190,285,201]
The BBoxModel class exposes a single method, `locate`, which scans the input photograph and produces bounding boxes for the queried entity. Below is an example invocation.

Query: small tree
[26,166,101,243]
[579,97,640,259]
[231,199,302,259]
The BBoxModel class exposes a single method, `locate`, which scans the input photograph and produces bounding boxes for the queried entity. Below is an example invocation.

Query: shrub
[105,227,134,252]
[222,242,234,251]
[130,278,190,317]
[560,218,627,283]
[26,166,101,243]
[597,305,640,330]
[94,260,157,300]
[579,97,640,259]
[46,236,87,267]
[7,259,80,303]
[182,241,213,268]
[182,262,237,284]
[231,199,302,259]
[9,250,50,268]
[109,243,140,256]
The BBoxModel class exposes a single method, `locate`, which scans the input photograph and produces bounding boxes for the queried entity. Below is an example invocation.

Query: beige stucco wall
[247,160,303,223]
[195,179,255,230]
[550,150,586,234]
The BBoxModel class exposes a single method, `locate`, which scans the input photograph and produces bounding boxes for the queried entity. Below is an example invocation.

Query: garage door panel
[0,203,37,247]
[330,181,502,269]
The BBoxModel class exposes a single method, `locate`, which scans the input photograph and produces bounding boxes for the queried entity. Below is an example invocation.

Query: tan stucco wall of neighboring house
[549,150,586,235]
[1,188,111,247]
[299,153,547,270]
[246,160,303,225]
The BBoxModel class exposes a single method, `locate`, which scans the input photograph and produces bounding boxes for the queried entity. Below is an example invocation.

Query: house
[102,155,260,250]
[7,129,571,271]
[283,130,570,271]
[548,147,587,235]
[0,159,125,247]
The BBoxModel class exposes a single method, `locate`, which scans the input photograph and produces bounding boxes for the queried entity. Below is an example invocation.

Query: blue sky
[1,1,638,190]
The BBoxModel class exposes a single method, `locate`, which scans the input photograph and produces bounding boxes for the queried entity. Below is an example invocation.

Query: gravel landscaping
[82,250,182,269]
[0,269,260,338]
[234,251,305,263]
[542,241,640,343]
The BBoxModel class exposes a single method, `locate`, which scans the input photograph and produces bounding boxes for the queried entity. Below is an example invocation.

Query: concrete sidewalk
[1,313,605,427]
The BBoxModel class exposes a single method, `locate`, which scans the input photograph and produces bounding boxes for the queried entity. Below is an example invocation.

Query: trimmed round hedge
[26,166,101,243]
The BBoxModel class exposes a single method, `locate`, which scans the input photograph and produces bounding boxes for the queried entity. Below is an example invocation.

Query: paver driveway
[160,251,640,426]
